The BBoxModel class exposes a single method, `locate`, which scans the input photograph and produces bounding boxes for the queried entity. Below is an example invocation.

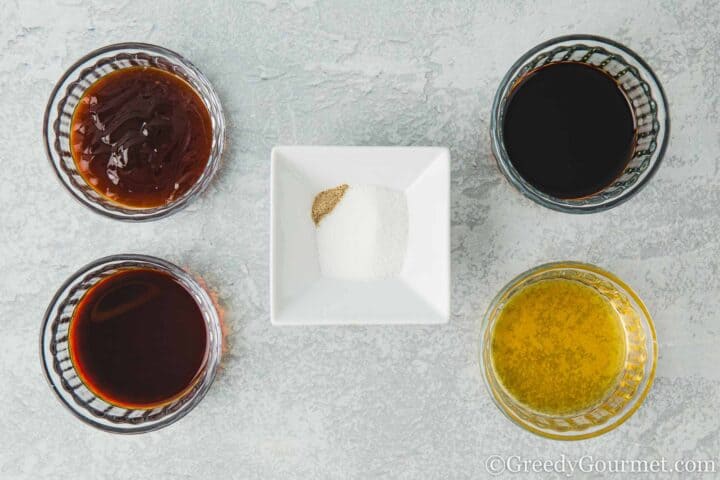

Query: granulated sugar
[316,184,408,280]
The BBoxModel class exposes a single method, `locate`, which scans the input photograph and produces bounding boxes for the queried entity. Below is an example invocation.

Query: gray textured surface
[1,0,719,478]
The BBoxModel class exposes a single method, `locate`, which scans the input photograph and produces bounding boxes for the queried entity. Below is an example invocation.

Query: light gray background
[1,0,719,478]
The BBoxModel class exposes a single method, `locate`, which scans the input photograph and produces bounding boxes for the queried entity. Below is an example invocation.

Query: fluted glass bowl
[40,254,223,433]
[43,43,225,221]
[480,262,657,440]
[490,35,669,213]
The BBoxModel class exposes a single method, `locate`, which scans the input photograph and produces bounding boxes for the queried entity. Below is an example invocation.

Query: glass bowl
[40,254,223,433]
[43,42,225,221]
[479,261,657,440]
[490,35,670,213]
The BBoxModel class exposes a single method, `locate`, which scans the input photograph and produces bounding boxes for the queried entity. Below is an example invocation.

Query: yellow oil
[490,278,626,415]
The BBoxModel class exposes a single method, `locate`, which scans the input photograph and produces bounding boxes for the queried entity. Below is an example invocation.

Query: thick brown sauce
[70,67,213,208]
[69,269,208,409]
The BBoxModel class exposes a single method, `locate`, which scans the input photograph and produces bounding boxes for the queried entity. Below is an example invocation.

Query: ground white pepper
[311,184,349,226]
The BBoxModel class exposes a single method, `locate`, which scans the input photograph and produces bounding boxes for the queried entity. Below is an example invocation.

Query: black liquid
[502,62,636,199]
[69,269,208,408]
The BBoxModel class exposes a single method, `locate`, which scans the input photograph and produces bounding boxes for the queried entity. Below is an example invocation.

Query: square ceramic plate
[270,146,450,325]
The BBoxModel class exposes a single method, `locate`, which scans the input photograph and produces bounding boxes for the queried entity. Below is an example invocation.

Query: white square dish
[270,146,450,325]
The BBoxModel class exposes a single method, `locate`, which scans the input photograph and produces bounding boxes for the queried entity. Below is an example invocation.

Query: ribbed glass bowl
[479,262,657,440]
[43,42,225,221]
[40,254,223,433]
[490,35,669,213]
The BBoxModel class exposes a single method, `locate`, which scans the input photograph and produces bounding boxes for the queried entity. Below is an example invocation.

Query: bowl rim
[39,253,223,434]
[490,34,671,214]
[478,260,658,440]
[42,42,225,222]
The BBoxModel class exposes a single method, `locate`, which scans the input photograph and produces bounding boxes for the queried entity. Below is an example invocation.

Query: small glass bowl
[490,35,670,213]
[43,43,225,221]
[40,254,223,433]
[479,261,657,440]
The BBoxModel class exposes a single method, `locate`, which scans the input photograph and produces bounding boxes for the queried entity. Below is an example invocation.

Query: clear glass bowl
[480,261,657,440]
[43,43,225,221]
[40,254,223,433]
[490,35,670,213]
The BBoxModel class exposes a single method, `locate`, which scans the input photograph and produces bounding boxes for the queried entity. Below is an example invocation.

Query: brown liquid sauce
[70,67,213,208]
[69,269,208,408]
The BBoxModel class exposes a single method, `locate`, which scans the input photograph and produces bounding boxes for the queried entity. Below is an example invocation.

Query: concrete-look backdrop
[1,0,718,478]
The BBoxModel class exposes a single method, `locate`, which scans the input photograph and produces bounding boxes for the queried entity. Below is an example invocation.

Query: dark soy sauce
[69,269,208,408]
[502,62,636,199]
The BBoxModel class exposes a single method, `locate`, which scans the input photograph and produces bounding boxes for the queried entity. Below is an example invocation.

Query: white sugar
[316,184,408,280]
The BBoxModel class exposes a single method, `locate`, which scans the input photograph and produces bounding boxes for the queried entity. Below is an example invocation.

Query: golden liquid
[490,278,626,415]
